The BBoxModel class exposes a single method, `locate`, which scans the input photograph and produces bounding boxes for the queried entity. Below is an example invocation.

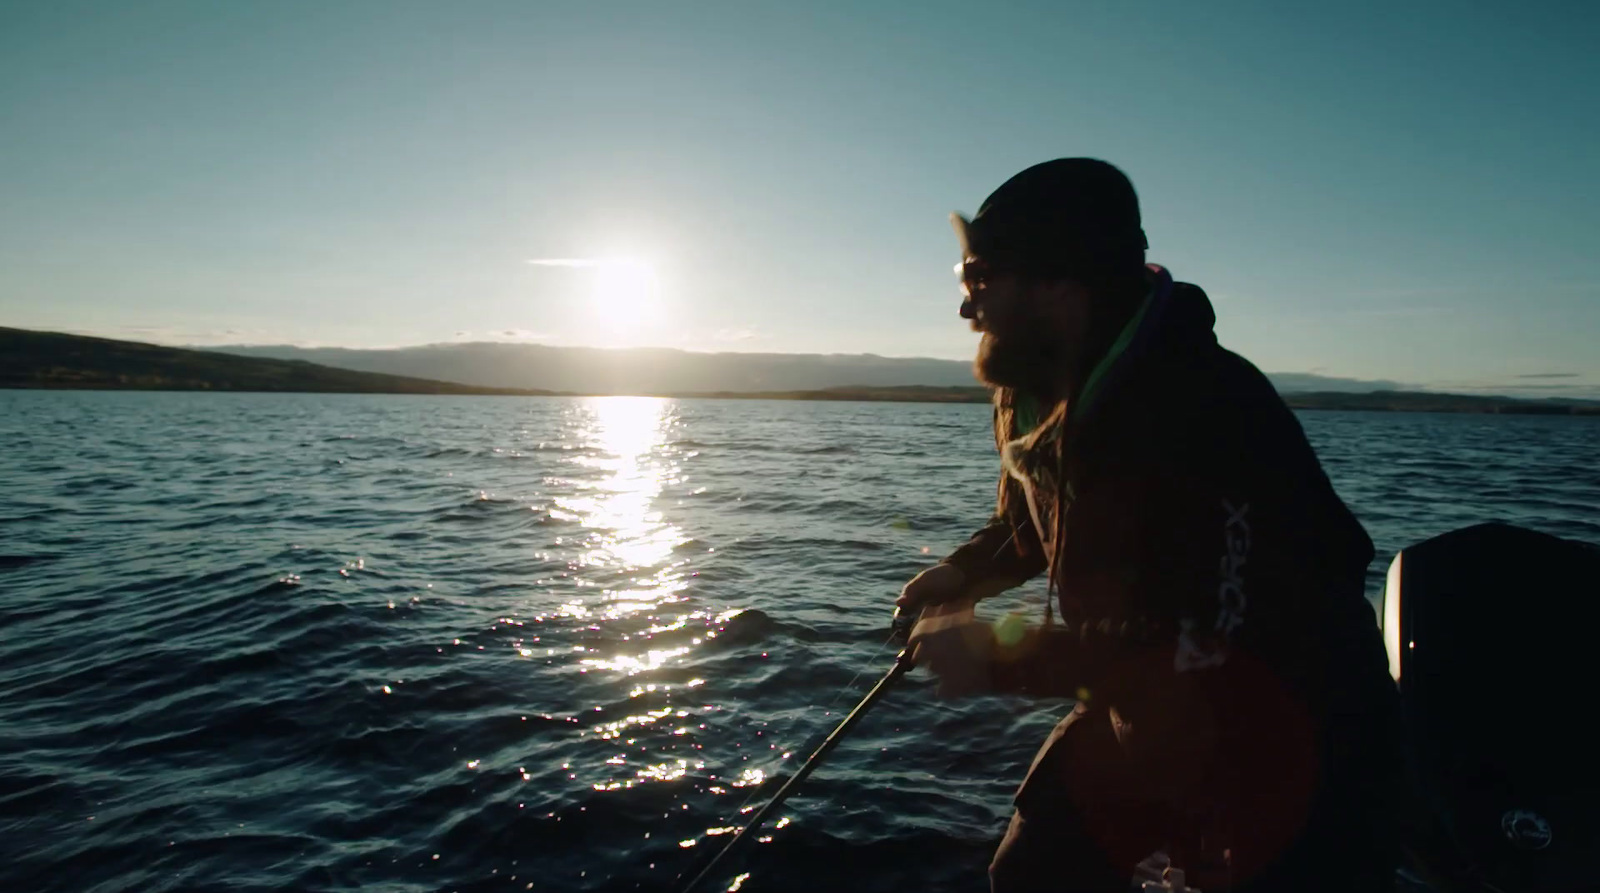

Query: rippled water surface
[2,392,1596,893]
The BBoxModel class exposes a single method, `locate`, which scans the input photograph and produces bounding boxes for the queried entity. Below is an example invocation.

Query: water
[1,392,1595,893]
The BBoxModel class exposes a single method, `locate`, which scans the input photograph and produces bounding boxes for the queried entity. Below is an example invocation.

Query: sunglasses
[954,254,1026,319]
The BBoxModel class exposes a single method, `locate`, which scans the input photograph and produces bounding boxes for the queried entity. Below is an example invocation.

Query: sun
[526,254,664,334]
[591,257,660,321]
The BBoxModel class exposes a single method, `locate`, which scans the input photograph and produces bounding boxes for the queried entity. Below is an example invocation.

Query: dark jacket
[943,266,1394,736]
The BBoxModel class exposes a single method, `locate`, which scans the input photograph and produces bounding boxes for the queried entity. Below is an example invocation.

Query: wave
[0,554,54,570]
[3,394,1594,892]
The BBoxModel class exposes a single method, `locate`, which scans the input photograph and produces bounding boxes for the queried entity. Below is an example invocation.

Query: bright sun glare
[527,256,660,323]
[591,258,659,319]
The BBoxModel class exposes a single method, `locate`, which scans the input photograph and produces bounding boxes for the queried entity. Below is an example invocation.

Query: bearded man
[899,159,1402,893]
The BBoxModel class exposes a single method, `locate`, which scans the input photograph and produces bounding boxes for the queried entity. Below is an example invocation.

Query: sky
[2,0,1597,396]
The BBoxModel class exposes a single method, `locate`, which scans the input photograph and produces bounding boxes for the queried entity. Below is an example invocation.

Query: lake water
[2,392,1596,893]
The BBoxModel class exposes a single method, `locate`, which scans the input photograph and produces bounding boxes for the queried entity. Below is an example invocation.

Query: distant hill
[216,342,982,393]
[676,386,1598,415]
[6,328,1595,415]
[681,385,994,403]
[1283,390,1600,415]
[216,341,1406,395]
[0,328,556,395]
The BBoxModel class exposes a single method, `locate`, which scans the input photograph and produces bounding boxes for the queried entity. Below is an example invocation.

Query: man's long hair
[989,268,1147,621]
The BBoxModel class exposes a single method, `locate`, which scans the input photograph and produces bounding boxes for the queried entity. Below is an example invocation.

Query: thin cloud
[527,258,607,267]
[99,325,275,346]
[448,329,557,343]
[1515,372,1579,379]
[1427,378,1600,399]
[527,257,650,268]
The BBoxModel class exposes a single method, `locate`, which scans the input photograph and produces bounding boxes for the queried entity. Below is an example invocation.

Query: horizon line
[7,323,1597,398]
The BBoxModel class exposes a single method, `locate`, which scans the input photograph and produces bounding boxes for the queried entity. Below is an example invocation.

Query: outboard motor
[1383,522,1600,893]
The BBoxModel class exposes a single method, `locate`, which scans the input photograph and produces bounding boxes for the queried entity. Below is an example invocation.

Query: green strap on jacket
[1011,287,1155,436]
[1073,290,1154,423]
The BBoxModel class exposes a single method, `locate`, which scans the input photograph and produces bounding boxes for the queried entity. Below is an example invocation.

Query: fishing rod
[675,606,922,893]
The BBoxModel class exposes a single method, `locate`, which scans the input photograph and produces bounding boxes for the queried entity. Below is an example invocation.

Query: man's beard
[973,326,1061,396]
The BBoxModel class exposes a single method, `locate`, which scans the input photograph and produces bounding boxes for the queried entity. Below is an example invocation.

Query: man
[900,159,1402,893]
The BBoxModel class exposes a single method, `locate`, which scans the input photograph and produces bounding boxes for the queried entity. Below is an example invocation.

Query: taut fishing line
[672,617,911,892]
[707,624,903,829]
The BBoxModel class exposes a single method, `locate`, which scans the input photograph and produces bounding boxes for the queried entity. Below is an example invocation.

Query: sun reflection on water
[546,397,702,677]
[554,396,691,577]
[542,398,759,819]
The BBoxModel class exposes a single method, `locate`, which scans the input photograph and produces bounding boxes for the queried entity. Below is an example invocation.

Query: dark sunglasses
[955,254,1026,319]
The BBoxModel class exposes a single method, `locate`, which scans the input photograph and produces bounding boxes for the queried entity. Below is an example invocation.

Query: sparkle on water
[5,390,1594,893]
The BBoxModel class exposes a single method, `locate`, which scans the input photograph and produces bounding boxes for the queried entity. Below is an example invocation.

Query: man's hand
[908,599,994,699]
[897,563,967,610]
[897,563,1028,611]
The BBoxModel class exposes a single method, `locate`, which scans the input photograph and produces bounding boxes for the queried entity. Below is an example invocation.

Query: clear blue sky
[2,0,1596,396]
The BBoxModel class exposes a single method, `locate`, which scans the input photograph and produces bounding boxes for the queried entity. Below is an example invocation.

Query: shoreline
[5,328,1594,416]
[4,383,1597,415]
